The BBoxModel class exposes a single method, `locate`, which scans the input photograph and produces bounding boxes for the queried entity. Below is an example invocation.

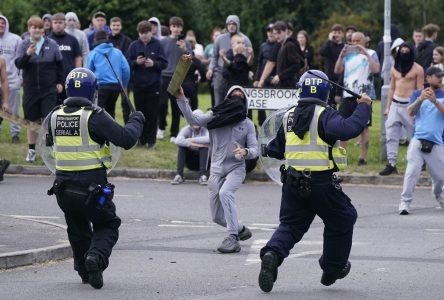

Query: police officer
[47,68,144,289]
[258,70,372,292]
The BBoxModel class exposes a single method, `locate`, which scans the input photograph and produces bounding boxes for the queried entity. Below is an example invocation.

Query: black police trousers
[260,175,357,273]
[55,182,121,276]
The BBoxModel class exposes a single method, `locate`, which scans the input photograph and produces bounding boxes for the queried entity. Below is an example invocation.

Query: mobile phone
[137,51,145,57]
[347,45,359,53]
[423,82,430,89]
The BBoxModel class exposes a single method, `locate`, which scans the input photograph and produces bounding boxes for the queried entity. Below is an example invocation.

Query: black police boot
[85,255,103,289]
[321,261,351,286]
[258,251,279,293]
[79,272,89,284]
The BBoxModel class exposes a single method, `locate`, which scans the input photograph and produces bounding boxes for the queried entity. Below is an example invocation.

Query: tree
[0,0,33,35]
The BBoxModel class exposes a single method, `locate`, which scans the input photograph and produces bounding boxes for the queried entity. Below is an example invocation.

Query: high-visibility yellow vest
[283,105,347,171]
[51,107,112,171]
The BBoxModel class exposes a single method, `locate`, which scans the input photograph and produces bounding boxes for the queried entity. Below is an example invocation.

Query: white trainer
[156,129,165,140]
[399,201,410,215]
[199,175,208,185]
[171,174,184,185]
[435,196,444,209]
[170,137,176,143]
[26,149,36,163]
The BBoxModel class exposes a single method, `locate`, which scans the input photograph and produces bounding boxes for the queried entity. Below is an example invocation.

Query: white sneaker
[399,201,410,215]
[26,149,36,163]
[170,137,176,143]
[435,196,444,209]
[171,174,184,185]
[199,175,208,185]
[156,129,165,140]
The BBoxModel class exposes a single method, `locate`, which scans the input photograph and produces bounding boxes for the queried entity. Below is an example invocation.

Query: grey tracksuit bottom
[208,167,245,235]
[401,139,444,204]
[385,101,414,166]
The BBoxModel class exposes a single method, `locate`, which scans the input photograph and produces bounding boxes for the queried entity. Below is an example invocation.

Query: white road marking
[0,214,66,229]
[115,194,145,198]
[158,220,277,231]
[171,220,213,225]
[374,268,388,273]
[245,239,367,265]
[425,229,444,232]
[6,215,60,219]
[159,224,214,228]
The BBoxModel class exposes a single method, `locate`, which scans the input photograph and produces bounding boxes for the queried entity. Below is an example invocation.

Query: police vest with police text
[50,107,112,171]
[283,105,347,171]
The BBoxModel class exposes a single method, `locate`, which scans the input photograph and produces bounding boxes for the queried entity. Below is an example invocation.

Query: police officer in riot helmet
[46,68,144,289]
[258,70,372,292]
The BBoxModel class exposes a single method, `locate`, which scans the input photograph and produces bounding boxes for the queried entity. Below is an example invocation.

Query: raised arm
[175,87,214,127]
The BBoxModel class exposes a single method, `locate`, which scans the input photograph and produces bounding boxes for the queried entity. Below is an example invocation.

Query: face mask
[229,95,246,109]
[394,44,415,77]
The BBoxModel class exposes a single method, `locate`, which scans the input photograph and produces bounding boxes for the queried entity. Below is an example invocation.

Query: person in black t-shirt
[253,23,277,125]
[49,13,81,103]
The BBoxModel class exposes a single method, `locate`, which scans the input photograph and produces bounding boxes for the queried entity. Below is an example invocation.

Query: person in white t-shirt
[334,31,380,166]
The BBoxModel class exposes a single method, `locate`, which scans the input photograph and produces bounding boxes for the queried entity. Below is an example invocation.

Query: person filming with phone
[127,21,167,148]
[334,31,380,166]
[15,15,64,163]
[397,66,444,215]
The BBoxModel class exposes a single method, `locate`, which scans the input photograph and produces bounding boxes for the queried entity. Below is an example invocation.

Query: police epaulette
[50,104,63,114]
[89,104,104,114]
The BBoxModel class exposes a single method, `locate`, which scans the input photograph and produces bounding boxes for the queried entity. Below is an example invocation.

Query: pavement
[0,164,432,270]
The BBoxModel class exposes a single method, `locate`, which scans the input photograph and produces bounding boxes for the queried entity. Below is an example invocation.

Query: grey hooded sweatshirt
[0,15,22,90]
[177,85,259,175]
[148,17,162,40]
[65,12,89,65]
[209,15,252,73]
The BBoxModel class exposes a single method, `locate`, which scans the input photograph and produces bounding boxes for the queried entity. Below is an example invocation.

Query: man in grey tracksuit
[176,85,258,253]
[207,15,252,107]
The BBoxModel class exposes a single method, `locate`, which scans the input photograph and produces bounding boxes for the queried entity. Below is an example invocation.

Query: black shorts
[338,97,372,127]
[23,90,57,122]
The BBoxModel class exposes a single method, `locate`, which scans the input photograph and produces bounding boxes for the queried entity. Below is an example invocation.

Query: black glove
[130,111,145,123]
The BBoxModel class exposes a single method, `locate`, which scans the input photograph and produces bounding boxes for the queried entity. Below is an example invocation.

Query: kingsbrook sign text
[243,88,299,110]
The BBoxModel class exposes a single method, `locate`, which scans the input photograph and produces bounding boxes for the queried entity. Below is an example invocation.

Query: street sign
[244,88,299,110]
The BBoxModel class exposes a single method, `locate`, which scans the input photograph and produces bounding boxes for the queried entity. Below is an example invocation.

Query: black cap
[93,11,106,19]
[266,23,274,31]
[426,66,444,77]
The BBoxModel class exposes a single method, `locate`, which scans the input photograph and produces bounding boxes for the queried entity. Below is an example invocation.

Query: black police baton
[103,53,136,113]
[307,70,361,99]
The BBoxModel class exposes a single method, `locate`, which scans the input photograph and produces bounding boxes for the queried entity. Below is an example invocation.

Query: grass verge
[0,94,406,174]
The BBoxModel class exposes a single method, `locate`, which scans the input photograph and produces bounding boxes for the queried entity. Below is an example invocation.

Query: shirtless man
[380,42,424,176]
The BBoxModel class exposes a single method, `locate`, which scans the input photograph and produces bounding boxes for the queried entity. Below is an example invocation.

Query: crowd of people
[0,11,442,202]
